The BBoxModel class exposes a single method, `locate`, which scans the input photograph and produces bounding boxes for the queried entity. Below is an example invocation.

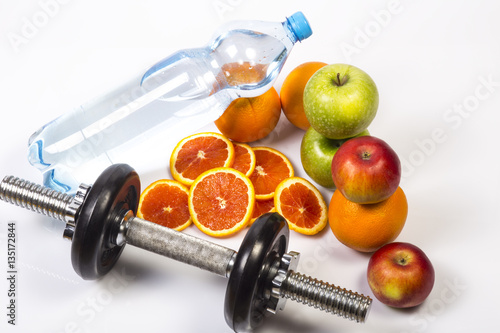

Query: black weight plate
[224,212,289,332]
[71,164,140,280]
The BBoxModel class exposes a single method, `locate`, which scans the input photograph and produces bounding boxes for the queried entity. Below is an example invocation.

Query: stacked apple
[330,135,400,204]
[299,63,434,308]
[300,64,377,188]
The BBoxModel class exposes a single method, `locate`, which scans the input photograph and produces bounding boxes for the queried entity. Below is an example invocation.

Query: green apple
[300,127,369,188]
[303,64,379,139]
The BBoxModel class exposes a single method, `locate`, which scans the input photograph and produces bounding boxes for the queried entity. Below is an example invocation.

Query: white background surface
[1,0,499,332]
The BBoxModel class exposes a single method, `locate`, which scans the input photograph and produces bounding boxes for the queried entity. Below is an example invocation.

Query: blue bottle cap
[286,11,312,42]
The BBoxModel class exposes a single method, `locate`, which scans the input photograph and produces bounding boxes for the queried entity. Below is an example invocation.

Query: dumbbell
[0,164,372,332]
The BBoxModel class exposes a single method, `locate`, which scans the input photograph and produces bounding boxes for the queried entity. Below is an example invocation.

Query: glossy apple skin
[301,127,369,188]
[367,242,435,308]
[303,63,378,139]
[331,136,401,204]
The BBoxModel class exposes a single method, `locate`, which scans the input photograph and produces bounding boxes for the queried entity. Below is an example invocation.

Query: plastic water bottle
[27,12,312,194]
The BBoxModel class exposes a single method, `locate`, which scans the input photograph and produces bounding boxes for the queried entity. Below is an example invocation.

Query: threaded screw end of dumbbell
[281,271,372,323]
[0,176,73,222]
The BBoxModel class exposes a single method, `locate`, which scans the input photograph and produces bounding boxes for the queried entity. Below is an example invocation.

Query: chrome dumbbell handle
[121,213,237,278]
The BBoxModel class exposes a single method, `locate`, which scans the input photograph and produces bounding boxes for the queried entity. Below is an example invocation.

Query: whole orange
[328,186,408,252]
[280,61,328,130]
[215,87,281,143]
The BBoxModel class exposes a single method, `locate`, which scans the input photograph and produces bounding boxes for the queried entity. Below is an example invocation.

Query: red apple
[331,136,401,204]
[367,242,435,308]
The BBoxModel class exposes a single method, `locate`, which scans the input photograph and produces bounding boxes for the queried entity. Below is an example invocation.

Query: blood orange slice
[249,147,294,200]
[170,132,235,186]
[188,167,255,237]
[231,142,256,177]
[274,177,328,235]
[137,179,191,231]
[249,198,275,226]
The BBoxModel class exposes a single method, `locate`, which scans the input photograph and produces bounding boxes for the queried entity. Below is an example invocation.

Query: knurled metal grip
[123,216,237,278]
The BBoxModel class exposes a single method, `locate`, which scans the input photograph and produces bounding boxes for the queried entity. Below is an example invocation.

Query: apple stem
[333,73,348,86]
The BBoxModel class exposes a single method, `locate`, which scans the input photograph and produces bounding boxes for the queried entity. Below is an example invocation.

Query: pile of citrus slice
[138,132,328,237]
